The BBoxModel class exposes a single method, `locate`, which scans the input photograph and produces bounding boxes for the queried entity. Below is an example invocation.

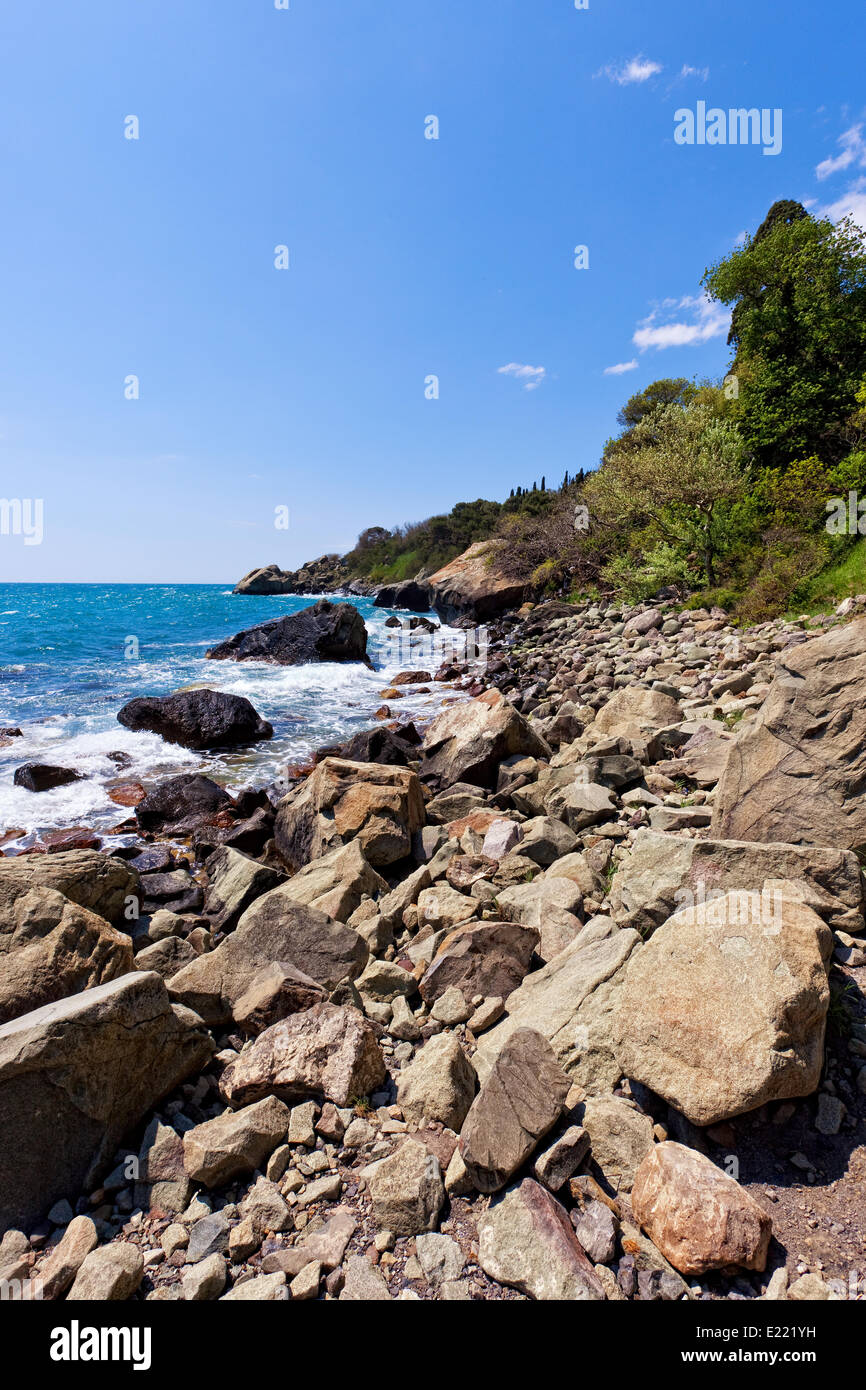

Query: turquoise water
[0,584,464,841]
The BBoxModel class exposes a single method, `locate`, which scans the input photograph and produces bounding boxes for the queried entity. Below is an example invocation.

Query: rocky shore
[2,586,866,1303]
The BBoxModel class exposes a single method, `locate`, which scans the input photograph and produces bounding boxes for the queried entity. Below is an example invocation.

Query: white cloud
[604,360,639,375]
[818,177,866,232]
[633,294,730,352]
[680,64,709,81]
[816,124,865,180]
[599,55,663,86]
[497,362,547,391]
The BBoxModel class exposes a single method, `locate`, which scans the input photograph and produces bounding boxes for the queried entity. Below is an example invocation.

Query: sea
[0,584,472,846]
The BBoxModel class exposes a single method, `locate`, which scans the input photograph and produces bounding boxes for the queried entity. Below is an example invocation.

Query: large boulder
[631,1142,773,1275]
[459,1029,570,1192]
[0,850,138,939]
[711,619,866,852]
[419,690,551,790]
[613,888,832,1126]
[183,1096,290,1187]
[206,599,369,666]
[0,887,133,1025]
[396,1033,476,1131]
[592,686,683,742]
[0,972,213,1234]
[134,774,234,834]
[419,920,539,1006]
[474,920,640,1094]
[264,840,387,922]
[117,688,272,750]
[427,542,525,624]
[219,1003,386,1108]
[374,580,431,612]
[203,847,283,934]
[275,758,426,870]
[167,898,367,1026]
[478,1179,605,1301]
[609,829,865,938]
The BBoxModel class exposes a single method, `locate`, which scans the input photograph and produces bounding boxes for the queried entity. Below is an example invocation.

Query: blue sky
[1,0,864,582]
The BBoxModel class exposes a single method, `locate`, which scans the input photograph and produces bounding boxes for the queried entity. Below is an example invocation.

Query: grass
[787,537,866,616]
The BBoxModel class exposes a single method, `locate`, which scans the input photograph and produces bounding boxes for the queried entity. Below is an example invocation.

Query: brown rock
[613,888,831,1126]
[167,899,367,1026]
[275,758,425,870]
[711,618,866,852]
[219,1002,386,1108]
[419,920,538,1006]
[420,689,551,790]
[459,1028,570,1192]
[0,887,133,1024]
[631,1141,772,1275]
[0,971,213,1234]
[233,962,327,1035]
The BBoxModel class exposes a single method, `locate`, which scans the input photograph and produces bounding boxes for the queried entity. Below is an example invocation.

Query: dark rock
[206,599,369,667]
[373,581,431,612]
[314,725,420,768]
[117,688,272,751]
[135,775,234,833]
[13,764,85,793]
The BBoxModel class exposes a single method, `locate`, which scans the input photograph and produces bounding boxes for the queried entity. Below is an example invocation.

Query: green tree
[703,202,866,467]
[586,402,747,586]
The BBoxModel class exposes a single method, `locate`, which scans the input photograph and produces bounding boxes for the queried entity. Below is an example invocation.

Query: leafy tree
[703,203,866,467]
[586,402,747,586]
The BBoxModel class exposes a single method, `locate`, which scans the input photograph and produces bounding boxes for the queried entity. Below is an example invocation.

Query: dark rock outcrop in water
[234,556,352,595]
[13,764,86,793]
[117,689,273,750]
[206,599,370,667]
[373,580,431,612]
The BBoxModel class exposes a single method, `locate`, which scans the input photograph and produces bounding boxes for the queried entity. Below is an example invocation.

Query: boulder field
[2,593,866,1302]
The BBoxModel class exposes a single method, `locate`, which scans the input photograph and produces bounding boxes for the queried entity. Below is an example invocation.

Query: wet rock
[207,599,369,667]
[117,688,272,750]
[13,763,85,793]
[135,775,234,834]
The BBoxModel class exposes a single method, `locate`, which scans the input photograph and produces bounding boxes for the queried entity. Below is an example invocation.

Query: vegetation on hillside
[342,201,866,622]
